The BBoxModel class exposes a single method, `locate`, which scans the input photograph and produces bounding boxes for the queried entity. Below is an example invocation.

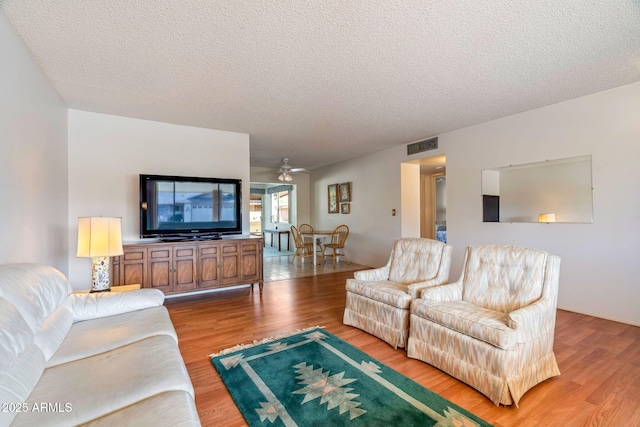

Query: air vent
[407,137,438,155]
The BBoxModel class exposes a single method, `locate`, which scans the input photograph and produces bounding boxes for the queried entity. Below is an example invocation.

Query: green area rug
[210,327,492,427]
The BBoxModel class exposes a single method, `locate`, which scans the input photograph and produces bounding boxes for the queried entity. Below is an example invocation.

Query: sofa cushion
[462,245,547,313]
[0,264,73,358]
[346,279,412,309]
[78,390,200,426]
[48,306,178,368]
[388,238,444,285]
[411,299,516,350]
[70,288,165,322]
[13,335,194,426]
[0,299,47,427]
[0,264,73,426]
[34,302,74,361]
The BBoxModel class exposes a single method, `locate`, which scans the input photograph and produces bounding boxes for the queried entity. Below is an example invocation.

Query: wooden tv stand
[111,236,264,295]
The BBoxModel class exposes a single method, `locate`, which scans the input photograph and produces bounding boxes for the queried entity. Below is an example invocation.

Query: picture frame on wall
[328,184,339,213]
[339,182,351,203]
[341,203,350,214]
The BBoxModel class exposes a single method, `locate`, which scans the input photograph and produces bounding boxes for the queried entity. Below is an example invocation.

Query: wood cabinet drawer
[115,238,263,294]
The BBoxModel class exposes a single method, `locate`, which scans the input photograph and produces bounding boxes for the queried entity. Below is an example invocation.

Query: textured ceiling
[2,1,640,171]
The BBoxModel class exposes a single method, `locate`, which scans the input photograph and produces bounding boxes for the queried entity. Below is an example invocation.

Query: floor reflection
[263,254,366,282]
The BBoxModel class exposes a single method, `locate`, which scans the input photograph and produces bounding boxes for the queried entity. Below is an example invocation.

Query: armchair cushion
[462,245,547,313]
[345,280,412,309]
[411,299,515,350]
[388,238,445,285]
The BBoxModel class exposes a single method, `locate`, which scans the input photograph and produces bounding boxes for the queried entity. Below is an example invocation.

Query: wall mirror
[481,155,593,223]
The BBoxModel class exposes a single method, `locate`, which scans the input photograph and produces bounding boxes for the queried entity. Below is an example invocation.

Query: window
[271,190,289,223]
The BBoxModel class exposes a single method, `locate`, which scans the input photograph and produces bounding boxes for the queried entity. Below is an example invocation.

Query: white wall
[311,149,405,267]
[312,81,640,326]
[68,110,250,289]
[0,13,69,273]
[400,163,421,238]
[445,82,640,326]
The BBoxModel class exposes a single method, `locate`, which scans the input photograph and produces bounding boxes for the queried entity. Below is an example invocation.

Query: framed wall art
[339,182,351,203]
[341,203,350,214]
[328,184,339,213]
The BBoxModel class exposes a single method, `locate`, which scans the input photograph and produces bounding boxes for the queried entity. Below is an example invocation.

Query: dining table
[301,230,334,266]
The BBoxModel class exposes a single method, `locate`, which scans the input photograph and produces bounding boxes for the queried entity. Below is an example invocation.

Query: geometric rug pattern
[210,327,493,426]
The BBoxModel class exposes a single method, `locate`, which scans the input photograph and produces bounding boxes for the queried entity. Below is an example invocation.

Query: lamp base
[90,256,112,292]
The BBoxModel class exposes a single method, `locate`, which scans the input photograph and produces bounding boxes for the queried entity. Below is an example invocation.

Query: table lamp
[77,217,124,292]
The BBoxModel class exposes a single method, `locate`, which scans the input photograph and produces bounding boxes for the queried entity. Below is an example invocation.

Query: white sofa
[0,263,200,426]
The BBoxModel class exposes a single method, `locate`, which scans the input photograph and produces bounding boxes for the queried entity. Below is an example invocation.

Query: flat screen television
[140,174,242,239]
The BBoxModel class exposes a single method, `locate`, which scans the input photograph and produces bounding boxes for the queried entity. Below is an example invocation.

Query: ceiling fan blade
[289,167,307,173]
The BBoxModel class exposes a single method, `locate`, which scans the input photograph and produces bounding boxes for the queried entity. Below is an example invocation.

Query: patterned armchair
[343,238,452,349]
[407,245,561,406]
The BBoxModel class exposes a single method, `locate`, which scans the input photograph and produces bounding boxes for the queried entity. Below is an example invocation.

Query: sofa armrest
[353,265,390,281]
[70,289,165,322]
[508,299,556,343]
[418,281,462,301]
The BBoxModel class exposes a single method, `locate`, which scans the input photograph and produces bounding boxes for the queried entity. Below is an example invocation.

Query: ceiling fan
[277,158,307,181]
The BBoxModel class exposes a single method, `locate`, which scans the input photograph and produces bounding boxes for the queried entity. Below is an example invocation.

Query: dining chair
[290,225,314,266]
[322,224,350,267]
[298,223,314,244]
[299,223,323,252]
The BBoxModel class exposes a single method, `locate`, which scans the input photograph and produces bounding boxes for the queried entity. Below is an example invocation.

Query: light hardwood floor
[166,271,640,427]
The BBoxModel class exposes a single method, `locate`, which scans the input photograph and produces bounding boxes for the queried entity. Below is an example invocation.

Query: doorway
[432,175,447,243]
[419,156,446,242]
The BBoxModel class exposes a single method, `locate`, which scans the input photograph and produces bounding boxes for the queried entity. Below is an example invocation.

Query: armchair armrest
[353,265,390,281]
[508,298,556,343]
[406,279,450,299]
[418,281,462,301]
[70,289,165,322]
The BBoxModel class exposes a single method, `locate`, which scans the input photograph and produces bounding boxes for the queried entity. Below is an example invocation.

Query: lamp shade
[278,172,293,182]
[538,213,556,223]
[77,217,124,258]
